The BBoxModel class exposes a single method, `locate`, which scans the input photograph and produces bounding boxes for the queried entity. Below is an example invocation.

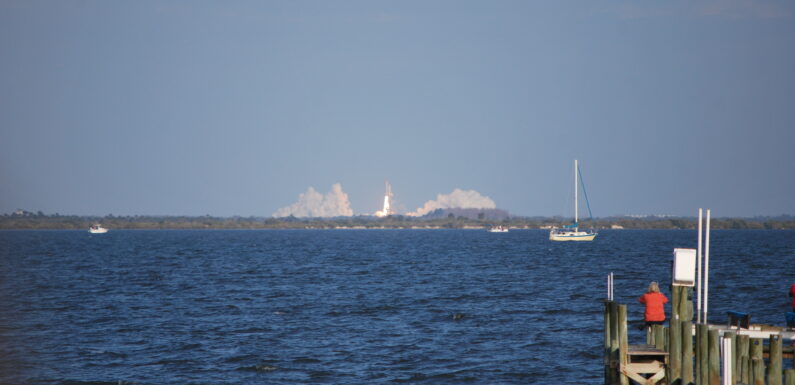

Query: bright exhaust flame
[375,181,393,217]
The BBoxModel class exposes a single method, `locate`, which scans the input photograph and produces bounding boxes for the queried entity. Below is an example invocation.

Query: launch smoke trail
[273,183,354,217]
[409,189,496,216]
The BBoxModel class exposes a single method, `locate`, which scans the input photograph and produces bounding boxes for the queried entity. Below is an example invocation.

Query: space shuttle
[375,181,393,217]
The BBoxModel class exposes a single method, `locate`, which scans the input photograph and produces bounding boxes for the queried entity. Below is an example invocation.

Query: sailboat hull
[549,231,597,241]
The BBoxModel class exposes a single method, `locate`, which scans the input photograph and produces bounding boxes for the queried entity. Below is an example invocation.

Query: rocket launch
[375,181,393,217]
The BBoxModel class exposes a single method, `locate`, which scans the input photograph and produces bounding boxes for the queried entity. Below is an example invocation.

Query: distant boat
[550,159,597,242]
[89,224,108,234]
[488,225,509,233]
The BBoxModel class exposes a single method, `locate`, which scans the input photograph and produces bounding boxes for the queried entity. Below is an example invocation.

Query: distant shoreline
[2,213,793,230]
[6,227,795,232]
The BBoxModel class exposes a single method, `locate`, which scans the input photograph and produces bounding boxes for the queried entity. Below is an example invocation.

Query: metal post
[607,272,614,301]
[574,159,578,224]
[697,208,703,324]
[610,272,614,301]
[704,209,710,324]
[722,332,736,385]
[721,335,733,385]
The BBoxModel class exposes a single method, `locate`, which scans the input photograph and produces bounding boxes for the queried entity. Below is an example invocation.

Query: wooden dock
[623,344,668,385]
[604,285,795,385]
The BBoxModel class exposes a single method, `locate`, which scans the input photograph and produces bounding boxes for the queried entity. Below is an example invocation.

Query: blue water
[0,229,792,384]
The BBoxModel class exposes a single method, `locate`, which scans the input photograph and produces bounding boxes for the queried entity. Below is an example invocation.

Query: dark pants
[645,320,664,328]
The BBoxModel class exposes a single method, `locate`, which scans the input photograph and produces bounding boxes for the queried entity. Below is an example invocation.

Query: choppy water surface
[0,229,792,384]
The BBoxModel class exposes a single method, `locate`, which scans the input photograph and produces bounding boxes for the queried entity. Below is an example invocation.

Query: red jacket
[639,292,668,322]
[790,284,795,309]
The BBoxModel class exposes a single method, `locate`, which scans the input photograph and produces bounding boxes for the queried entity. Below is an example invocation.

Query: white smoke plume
[273,183,354,217]
[408,188,497,216]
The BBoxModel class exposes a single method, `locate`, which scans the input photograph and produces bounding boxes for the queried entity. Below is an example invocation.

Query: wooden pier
[604,286,795,385]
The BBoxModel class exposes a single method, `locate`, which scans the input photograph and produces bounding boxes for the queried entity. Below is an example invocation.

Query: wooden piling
[737,334,750,385]
[666,327,670,351]
[708,329,720,385]
[749,339,765,385]
[653,324,665,350]
[740,356,749,385]
[678,286,694,385]
[670,286,683,385]
[610,301,620,385]
[682,320,694,385]
[768,334,783,385]
[751,357,765,385]
[683,287,693,321]
[594,291,795,385]
[618,304,629,385]
[784,369,795,385]
[697,324,709,385]
[605,300,612,385]
[670,325,681,384]
[750,338,764,361]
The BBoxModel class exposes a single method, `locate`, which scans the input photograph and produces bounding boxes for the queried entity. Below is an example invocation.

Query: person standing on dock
[638,281,668,328]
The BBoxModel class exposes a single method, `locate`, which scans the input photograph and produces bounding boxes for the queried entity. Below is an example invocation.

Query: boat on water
[488,226,509,233]
[89,224,108,234]
[550,159,597,241]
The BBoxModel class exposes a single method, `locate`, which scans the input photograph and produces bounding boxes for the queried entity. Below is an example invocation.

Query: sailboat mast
[574,159,579,224]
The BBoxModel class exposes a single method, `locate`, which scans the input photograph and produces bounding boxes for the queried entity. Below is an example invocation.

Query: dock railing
[604,285,795,385]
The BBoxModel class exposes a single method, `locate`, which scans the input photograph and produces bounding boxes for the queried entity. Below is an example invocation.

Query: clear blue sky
[1,1,793,217]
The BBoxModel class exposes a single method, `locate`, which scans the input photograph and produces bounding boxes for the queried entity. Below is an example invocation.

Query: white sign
[673,248,696,287]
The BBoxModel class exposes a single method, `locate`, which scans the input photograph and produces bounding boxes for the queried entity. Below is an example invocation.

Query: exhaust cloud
[409,189,496,217]
[273,183,354,218]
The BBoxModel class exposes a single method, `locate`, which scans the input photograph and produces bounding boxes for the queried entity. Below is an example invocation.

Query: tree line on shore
[2,211,794,230]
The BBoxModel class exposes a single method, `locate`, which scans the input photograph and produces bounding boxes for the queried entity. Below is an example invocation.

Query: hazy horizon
[6,207,794,220]
[2,1,794,218]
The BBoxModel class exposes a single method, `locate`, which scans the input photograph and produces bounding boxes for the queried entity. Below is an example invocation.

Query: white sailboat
[549,159,597,241]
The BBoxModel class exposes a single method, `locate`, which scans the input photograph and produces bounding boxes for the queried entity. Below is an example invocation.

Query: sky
[1,1,793,218]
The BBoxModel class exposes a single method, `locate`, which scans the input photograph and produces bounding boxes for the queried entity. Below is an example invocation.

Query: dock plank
[628,344,669,356]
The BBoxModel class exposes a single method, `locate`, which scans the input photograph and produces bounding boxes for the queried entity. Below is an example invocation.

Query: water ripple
[0,229,792,384]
